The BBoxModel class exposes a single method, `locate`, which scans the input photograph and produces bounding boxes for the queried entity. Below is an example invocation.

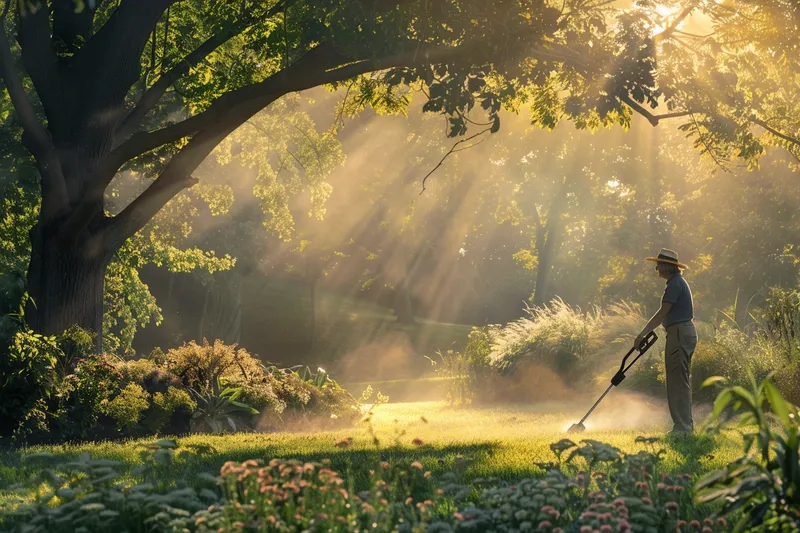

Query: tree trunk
[306,270,317,349]
[25,223,108,352]
[532,240,554,308]
[532,188,567,308]
[196,272,244,345]
[198,281,212,342]
[393,276,416,324]
[734,285,757,330]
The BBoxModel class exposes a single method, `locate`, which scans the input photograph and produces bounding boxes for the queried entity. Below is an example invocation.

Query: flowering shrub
[444,437,726,533]
[186,457,443,532]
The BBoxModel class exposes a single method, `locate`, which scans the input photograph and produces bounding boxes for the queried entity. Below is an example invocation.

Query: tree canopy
[0,0,798,348]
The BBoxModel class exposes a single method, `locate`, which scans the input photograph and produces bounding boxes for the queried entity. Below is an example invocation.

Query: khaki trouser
[664,321,697,433]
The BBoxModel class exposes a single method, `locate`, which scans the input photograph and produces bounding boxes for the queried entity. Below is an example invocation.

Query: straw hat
[645,248,688,270]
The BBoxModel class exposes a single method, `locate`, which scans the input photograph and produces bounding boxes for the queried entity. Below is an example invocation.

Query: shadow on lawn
[661,432,718,475]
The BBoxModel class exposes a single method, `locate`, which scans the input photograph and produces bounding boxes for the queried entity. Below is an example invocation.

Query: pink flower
[702,528,713,533]
[641,497,653,505]
[453,513,464,521]
[665,501,679,511]
[716,517,727,526]
[580,527,593,533]
[600,526,613,533]
[410,461,424,470]
[538,521,553,529]
[689,520,701,529]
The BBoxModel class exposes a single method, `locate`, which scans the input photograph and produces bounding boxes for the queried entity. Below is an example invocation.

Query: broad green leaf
[763,379,791,427]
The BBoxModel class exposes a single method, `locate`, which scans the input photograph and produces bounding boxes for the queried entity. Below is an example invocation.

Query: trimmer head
[567,423,586,434]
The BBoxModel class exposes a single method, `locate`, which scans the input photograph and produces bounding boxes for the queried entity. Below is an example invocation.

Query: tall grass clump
[486,299,654,387]
[487,299,604,380]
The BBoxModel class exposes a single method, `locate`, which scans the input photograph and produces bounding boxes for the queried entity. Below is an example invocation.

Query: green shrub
[36,354,125,442]
[189,378,260,434]
[269,369,314,409]
[2,331,360,441]
[143,386,197,433]
[102,382,151,430]
[690,326,782,402]
[0,329,60,439]
[3,441,219,533]
[166,338,264,393]
[763,287,800,358]
[698,373,800,531]
[166,339,290,417]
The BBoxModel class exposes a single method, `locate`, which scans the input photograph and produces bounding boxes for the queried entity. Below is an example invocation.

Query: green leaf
[763,379,791,427]
[713,389,733,418]
[701,376,728,389]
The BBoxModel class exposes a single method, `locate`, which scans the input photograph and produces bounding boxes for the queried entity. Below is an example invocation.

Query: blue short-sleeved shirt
[662,273,694,327]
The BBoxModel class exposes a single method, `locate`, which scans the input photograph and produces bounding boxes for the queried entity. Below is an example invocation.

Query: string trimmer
[567,331,658,434]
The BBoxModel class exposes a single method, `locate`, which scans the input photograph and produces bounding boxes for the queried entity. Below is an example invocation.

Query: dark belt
[665,320,694,328]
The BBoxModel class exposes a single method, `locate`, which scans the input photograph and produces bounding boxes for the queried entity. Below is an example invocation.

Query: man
[634,248,697,434]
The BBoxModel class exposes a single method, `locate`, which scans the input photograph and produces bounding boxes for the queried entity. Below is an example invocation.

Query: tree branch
[619,93,693,126]
[110,41,446,166]
[67,0,178,131]
[16,1,65,137]
[103,119,248,249]
[653,1,701,42]
[116,21,252,142]
[752,118,800,148]
[0,4,49,155]
[52,0,97,53]
[419,127,492,194]
[0,1,71,221]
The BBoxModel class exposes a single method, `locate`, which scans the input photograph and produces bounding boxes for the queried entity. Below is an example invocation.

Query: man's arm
[635,302,673,348]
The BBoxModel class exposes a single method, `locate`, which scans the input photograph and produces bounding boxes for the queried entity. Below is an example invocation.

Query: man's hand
[634,332,646,350]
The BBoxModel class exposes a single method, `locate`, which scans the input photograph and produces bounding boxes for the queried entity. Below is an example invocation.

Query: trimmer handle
[610,331,658,387]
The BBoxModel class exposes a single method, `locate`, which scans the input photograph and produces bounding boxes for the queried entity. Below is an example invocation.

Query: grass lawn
[0,399,742,523]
